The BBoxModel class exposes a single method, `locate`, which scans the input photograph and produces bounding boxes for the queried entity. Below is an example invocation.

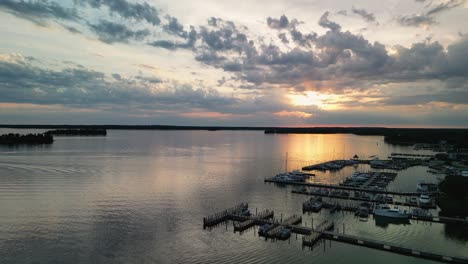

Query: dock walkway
[265,178,437,196]
[293,190,437,209]
[319,230,468,264]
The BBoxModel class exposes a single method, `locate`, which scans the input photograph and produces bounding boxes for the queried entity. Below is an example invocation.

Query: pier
[302,160,367,171]
[301,199,465,225]
[203,202,250,228]
[391,152,435,158]
[315,230,468,264]
[264,178,437,196]
[294,190,437,209]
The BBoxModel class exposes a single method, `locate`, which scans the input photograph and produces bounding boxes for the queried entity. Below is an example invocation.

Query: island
[0,133,54,145]
[45,129,107,136]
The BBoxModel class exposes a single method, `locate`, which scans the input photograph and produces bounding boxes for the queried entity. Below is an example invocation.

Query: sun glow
[287,91,340,110]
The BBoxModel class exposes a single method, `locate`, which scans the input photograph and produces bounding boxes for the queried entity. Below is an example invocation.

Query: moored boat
[374,204,411,219]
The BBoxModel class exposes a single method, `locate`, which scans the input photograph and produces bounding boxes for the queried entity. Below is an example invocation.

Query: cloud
[397,14,436,27]
[164,16,187,38]
[351,7,377,23]
[290,29,317,47]
[318,11,341,32]
[0,55,238,113]
[89,20,150,43]
[267,14,300,30]
[426,0,464,15]
[148,40,178,50]
[78,0,161,25]
[0,0,79,26]
[278,32,289,43]
[397,0,464,27]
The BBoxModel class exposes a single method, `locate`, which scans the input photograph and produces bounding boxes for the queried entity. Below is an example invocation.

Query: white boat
[374,204,411,219]
[418,194,432,205]
[416,183,429,192]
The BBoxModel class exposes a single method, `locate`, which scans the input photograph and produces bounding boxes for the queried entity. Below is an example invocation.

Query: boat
[418,194,432,205]
[303,197,323,212]
[417,183,429,192]
[410,197,418,204]
[374,204,411,219]
[241,207,251,216]
[311,201,323,211]
[278,228,291,240]
[385,195,393,203]
[412,208,432,217]
[258,224,273,236]
[355,207,369,218]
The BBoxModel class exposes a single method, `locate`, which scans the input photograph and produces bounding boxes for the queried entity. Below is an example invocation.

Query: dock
[302,220,335,247]
[302,159,366,171]
[301,199,465,225]
[203,203,249,228]
[317,230,468,264]
[293,190,437,209]
[203,204,468,263]
[391,153,434,158]
[265,178,437,196]
[233,209,275,232]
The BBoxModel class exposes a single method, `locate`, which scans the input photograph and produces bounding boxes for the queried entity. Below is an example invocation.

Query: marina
[203,203,468,263]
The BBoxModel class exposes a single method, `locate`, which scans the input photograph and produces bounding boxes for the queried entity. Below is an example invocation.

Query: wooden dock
[293,190,437,209]
[233,209,275,232]
[301,199,466,225]
[302,220,335,247]
[318,230,468,264]
[302,160,368,171]
[265,178,438,196]
[203,203,249,228]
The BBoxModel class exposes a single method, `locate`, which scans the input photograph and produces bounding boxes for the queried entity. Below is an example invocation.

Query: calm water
[0,130,467,263]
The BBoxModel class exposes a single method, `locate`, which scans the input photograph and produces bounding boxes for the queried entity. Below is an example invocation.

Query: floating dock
[317,230,468,264]
[301,199,465,225]
[264,178,438,196]
[293,190,437,209]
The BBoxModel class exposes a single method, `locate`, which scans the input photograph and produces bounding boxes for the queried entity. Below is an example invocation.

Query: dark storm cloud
[89,20,150,43]
[397,0,464,27]
[351,7,376,22]
[78,0,160,25]
[0,0,79,25]
[318,11,341,32]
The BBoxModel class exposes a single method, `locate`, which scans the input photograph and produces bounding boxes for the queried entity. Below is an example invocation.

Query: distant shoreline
[2,125,466,147]
[1,125,467,135]
[1,124,466,132]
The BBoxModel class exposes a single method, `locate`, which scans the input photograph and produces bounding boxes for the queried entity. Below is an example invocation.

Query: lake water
[0,130,467,263]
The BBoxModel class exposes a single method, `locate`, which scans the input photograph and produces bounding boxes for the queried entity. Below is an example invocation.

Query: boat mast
[285,152,288,173]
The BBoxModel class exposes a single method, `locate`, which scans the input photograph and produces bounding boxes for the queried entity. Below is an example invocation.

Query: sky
[0,0,467,127]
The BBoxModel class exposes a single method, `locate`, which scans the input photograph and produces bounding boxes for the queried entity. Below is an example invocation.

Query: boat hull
[374,210,411,219]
